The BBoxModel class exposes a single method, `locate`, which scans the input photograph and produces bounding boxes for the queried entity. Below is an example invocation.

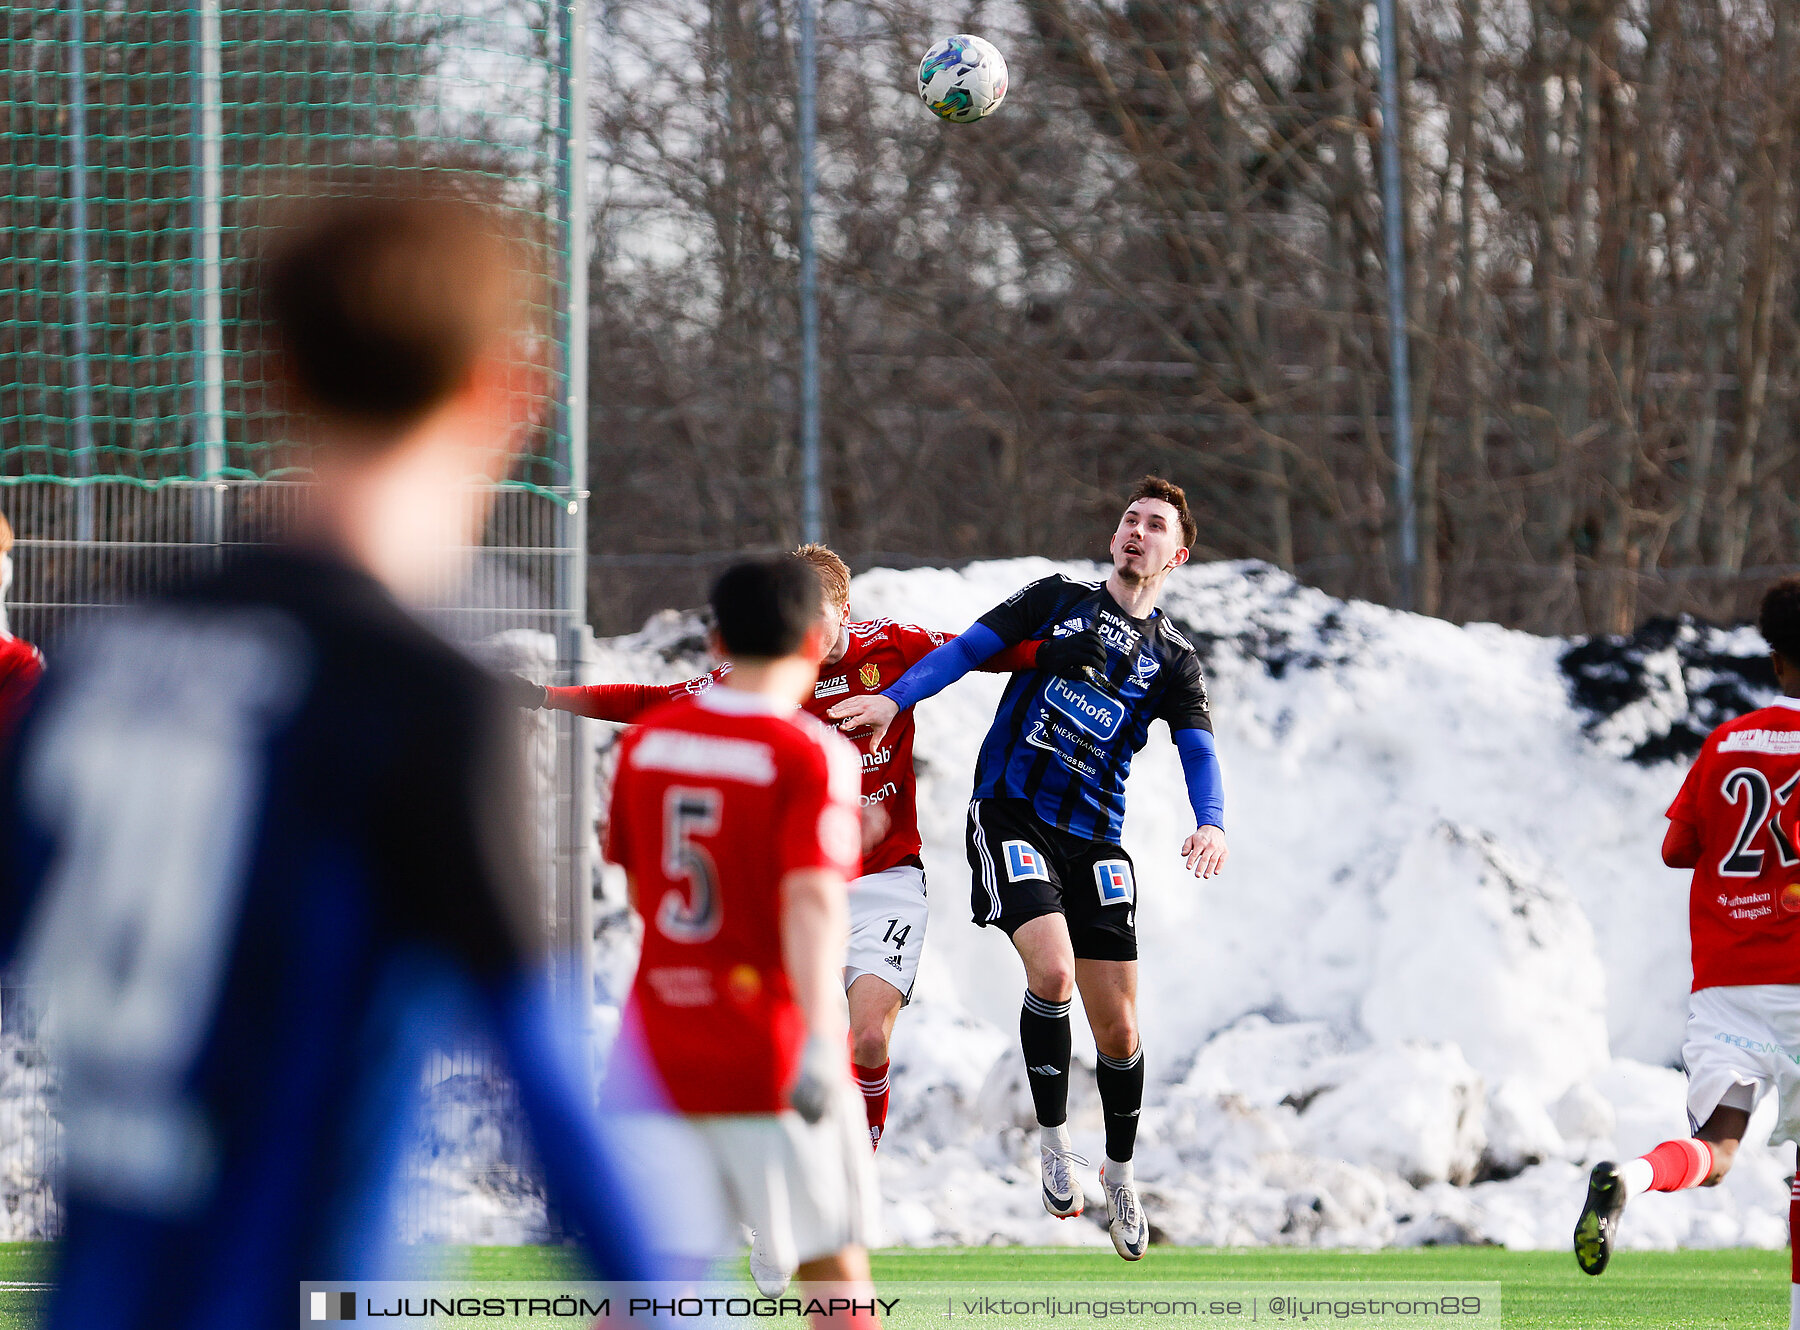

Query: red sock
[1642,1138,1714,1192]
[852,1061,890,1149]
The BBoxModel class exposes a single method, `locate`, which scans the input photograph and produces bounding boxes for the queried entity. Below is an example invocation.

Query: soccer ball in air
[918,35,1008,123]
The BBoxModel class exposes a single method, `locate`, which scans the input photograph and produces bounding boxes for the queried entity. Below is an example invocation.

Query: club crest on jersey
[1094,860,1134,907]
[1004,840,1050,883]
[860,662,881,689]
[1044,677,1126,740]
[1129,653,1160,688]
[814,675,849,698]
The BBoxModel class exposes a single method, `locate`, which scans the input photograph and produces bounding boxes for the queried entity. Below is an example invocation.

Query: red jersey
[554,621,1038,877]
[1667,698,1800,990]
[0,635,42,728]
[604,688,861,1114]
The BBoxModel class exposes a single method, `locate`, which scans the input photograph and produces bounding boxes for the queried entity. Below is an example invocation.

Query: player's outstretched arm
[781,866,852,1122]
[520,669,727,723]
[1174,727,1228,879]
[828,623,1008,747]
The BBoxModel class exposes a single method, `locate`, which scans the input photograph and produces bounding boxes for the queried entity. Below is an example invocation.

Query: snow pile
[580,557,1791,1252]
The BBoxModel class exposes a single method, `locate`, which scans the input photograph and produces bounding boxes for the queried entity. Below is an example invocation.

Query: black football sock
[1096,1044,1145,1163]
[1020,989,1072,1128]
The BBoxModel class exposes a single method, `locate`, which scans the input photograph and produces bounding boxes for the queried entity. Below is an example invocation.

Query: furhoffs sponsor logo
[1044,677,1126,740]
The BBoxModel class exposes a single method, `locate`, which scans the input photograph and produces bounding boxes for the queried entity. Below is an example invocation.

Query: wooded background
[586,0,1800,636]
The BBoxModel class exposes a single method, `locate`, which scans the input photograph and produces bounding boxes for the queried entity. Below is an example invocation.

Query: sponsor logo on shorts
[1094,859,1135,907]
[886,954,903,970]
[1004,840,1050,883]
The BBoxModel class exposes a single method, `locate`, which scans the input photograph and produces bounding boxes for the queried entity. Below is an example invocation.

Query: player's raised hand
[1182,825,1228,879]
[828,693,899,749]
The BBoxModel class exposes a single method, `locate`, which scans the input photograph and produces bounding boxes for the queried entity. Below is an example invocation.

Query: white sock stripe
[1097,1048,1143,1071]
[1022,990,1071,1018]
[855,1076,890,1092]
[1681,1139,1712,1188]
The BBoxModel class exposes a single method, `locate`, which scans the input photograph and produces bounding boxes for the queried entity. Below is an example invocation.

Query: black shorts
[965,797,1138,962]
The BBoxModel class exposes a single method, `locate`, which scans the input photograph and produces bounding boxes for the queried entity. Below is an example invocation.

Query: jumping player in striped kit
[829,476,1228,1261]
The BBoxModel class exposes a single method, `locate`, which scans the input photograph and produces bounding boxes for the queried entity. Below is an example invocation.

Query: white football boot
[1100,1159,1148,1260]
[1039,1125,1087,1219]
[747,1229,792,1297]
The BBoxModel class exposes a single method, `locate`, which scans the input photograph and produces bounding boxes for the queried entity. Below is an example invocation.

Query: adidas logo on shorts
[886,954,903,970]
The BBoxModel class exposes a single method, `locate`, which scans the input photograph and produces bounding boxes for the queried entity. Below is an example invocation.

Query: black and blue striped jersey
[0,547,657,1329]
[971,574,1213,842]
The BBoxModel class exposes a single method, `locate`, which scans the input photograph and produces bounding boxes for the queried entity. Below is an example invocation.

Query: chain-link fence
[0,1,595,1244]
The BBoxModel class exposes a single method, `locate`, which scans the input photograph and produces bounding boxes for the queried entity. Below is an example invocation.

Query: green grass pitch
[0,1243,1787,1327]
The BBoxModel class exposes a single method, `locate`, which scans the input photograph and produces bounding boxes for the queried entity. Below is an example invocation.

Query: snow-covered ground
[1,557,1782,1251]
[585,557,1791,1252]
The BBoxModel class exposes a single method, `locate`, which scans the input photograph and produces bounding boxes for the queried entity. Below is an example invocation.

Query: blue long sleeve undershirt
[883,623,1004,711]
[885,625,1226,832]
[1174,727,1225,831]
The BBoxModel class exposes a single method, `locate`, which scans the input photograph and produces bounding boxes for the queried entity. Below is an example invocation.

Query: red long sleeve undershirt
[544,637,1044,723]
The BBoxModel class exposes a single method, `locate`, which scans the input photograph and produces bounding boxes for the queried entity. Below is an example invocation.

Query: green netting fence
[0,1,601,1246]
[3,0,584,494]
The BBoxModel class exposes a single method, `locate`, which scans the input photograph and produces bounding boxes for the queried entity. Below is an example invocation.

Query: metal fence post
[192,0,226,545]
[1376,0,1417,611]
[67,0,96,543]
[798,0,821,544]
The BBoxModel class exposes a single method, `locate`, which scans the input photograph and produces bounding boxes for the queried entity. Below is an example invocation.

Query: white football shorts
[613,1081,879,1275]
[1682,983,1800,1142]
[844,864,928,1003]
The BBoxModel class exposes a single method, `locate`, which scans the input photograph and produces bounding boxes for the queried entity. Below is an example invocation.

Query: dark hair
[259,178,530,435]
[709,556,824,660]
[1761,576,1800,663]
[1126,474,1197,548]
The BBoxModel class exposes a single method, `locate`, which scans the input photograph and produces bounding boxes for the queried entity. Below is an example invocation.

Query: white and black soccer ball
[917,34,1008,123]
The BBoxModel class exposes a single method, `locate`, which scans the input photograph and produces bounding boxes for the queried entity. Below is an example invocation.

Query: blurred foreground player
[1574,576,1800,1328]
[524,543,1049,1151]
[0,179,662,1327]
[604,557,881,1326]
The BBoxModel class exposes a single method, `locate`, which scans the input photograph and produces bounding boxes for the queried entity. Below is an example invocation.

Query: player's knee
[849,1021,889,1068]
[1027,965,1075,1005]
[1092,1017,1137,1062]
[1701,1137,1739,1185]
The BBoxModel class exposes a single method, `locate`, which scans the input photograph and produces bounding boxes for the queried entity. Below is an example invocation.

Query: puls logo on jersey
[1095,610,1139,654]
